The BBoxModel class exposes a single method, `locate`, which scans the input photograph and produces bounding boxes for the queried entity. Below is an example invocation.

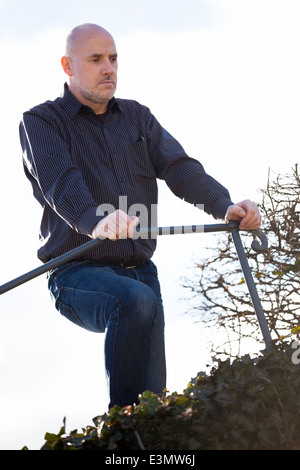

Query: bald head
[65,23,115,58]
[61,23,118,114]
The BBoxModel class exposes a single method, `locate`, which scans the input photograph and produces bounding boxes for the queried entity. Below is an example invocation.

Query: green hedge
[36,341,300,450]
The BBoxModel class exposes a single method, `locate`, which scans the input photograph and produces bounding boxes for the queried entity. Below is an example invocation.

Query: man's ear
[61,56,73,77]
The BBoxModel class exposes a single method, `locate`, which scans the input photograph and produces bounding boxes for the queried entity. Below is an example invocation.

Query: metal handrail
[0,220,271,344]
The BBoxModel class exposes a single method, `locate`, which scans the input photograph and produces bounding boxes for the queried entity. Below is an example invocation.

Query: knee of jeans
[125,283,158,322]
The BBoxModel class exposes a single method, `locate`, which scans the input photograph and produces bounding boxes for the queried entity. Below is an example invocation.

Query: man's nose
[102,59,115,75]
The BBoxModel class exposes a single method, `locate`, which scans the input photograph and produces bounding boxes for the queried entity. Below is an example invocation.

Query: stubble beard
[79,80,117,107]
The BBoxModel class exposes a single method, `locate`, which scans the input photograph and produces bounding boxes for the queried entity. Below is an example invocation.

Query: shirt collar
[58,82,120,119]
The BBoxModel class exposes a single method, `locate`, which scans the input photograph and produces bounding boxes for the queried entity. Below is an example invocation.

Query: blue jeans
[48,259,166,408]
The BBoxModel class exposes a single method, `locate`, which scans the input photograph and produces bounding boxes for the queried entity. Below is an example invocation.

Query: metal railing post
[230,226,272,345]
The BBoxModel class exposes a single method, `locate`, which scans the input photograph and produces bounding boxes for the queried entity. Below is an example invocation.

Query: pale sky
[0,0,299,450]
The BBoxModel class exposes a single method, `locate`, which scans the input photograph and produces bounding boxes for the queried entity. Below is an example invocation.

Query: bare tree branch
[183,165,300,357]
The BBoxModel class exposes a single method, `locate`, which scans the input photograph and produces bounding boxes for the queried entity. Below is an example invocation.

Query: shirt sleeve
[144,108,234,220]
[20,112,103,237]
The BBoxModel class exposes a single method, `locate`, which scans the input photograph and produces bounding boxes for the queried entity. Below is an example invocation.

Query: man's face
[66,30,118,113]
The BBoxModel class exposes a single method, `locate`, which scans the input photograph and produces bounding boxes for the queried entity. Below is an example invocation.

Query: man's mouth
[99,80,115,86]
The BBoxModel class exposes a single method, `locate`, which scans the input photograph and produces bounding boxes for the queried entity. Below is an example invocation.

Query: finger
[240,213,261,230]
[103,219,120,239]
[225,205,246,222]
[104,210,128,239]
[114,210,134,237]
[225,201,261,230]
[127,216,139,238]
[238,201,261,229]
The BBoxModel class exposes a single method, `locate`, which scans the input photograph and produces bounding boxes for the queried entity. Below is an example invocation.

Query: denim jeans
[48,259,166,408]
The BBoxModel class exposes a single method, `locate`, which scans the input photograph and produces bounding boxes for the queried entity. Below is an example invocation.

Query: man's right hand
[92,210,139,240]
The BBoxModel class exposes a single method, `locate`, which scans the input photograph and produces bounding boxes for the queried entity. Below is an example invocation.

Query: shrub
[36,340,300,450]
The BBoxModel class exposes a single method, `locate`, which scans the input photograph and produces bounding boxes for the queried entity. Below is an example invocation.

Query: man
[19,24,261,409]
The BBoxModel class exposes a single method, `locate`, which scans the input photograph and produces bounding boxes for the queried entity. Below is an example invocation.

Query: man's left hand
[225,199,261,230]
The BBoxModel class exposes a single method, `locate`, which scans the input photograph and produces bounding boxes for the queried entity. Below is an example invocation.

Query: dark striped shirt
[19,83,233,264]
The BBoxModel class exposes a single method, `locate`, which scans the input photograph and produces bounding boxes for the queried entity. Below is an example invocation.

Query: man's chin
[82,90,115,105]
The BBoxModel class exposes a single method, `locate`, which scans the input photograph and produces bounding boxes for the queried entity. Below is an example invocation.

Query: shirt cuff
[77,206,105,238]
[212,197,234,220]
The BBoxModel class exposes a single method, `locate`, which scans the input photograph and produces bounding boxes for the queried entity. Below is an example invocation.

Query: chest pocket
[128,139,156,181]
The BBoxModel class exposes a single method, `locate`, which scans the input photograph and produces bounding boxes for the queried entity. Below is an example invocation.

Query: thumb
[129,215,139,226]
[237,207,247,217]
[127,216,139,238]
[226,204,246,222]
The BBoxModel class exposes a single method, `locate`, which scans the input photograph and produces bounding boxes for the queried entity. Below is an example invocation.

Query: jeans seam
[56,296,87,329]
[109,304,119,408]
